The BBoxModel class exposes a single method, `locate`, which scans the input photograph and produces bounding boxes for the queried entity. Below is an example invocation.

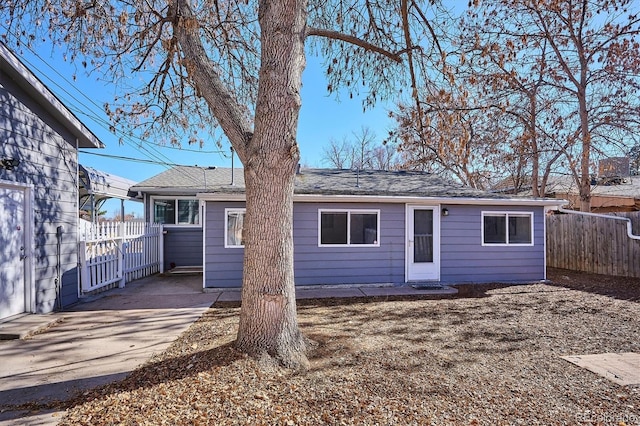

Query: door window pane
[414,210,433,262]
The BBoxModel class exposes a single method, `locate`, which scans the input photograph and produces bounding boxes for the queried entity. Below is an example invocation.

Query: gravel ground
[26,269,640,424]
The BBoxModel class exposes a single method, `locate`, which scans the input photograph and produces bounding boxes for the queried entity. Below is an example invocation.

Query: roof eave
[0,43,104,149]
[197,192,568,207]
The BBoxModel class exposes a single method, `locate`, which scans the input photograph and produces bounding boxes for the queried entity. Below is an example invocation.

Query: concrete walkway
[0,274,455,425]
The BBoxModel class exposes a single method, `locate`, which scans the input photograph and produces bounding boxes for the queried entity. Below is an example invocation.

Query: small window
[482,212,533,245]
[178,200,199,224]
[153,199,175,224]
[225,209,246,248]
[319,210,379,246]
[152,198,200,225]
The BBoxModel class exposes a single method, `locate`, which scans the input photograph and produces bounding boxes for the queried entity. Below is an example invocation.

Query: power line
[1,26,227,184]
[79,150,210,167]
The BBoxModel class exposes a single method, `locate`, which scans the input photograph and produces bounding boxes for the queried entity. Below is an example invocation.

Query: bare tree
[321,126,398,170]
[473,0,640,210]
[322,136,351,169]
[1,0,444,368]
[393,0,640,204]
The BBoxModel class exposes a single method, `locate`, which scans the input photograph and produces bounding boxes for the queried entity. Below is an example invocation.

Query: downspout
[557,207,640,240]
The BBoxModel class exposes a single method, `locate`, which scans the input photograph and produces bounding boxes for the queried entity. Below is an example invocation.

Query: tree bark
[235,0,308,369]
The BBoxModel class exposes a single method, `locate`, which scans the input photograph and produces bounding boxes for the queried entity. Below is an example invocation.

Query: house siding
[204,201,406,288]
[439,204,546,283]
[1,69,81,312]
[162,227,203,270]
[204,202,245,287]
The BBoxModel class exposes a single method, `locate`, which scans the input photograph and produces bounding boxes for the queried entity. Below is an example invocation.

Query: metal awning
[79,165,140,218]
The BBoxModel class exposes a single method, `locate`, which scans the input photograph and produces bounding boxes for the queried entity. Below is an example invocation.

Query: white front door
[0,185,27,319]
[406,205,440,281]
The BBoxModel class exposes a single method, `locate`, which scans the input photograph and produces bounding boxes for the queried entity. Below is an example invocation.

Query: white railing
[79,221,164,294]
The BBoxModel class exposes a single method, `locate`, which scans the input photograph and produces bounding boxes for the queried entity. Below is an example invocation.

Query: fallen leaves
[47,269,640,424]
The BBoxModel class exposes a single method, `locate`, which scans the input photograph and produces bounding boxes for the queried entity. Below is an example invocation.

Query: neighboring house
[131,166,565,288]
[0,42,104,320]
[493,158,639,213]
[78,164,139,221]
[545,176,640,213]
[494,175,640,213]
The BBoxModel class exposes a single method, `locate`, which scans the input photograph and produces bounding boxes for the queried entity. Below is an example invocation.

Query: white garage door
[0,185,26,320]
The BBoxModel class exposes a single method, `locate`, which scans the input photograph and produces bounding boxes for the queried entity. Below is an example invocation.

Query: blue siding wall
[204,202,245,287]
[293,203,405,285]
[204,201,406,288]
[204,201,547,288]
[439,204,546,283]
[1,69,81,312]
[163,227,203,270]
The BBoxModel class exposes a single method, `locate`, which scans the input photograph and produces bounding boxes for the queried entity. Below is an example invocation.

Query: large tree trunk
[235,0,308,369]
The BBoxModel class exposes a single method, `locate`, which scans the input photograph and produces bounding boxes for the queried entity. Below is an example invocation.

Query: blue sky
[17,47,396,173]
[14,44,396,217]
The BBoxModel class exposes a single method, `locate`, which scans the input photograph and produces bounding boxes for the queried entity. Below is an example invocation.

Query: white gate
[79,221,164,293]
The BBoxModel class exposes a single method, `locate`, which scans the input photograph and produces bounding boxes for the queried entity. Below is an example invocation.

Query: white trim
[0,179,35,314]
[224,208,246,248]
[150,196,202,227]
[201,200,207,289]
[197,192,567,208]
[317,208,381,247]
[481,211,535,246]
[405,205,440,281]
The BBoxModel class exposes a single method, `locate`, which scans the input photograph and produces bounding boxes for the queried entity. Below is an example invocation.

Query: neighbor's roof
[0,42,104,149]
[495,174,640,200]
[79,165,139,209]
[132,166,565,206]
[546,175,640,200]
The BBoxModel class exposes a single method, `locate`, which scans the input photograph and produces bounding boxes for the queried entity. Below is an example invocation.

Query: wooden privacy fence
[546,211,640,278]
[79,221,164,293]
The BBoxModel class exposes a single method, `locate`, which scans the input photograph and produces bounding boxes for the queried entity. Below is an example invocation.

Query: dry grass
[49,269,640,424]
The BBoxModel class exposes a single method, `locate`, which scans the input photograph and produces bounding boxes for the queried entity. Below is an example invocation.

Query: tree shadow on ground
[2,331,244,417]
[547,267,640,303]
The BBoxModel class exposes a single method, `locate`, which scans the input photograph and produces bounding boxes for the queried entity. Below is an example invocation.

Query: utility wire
[1,27,229,183]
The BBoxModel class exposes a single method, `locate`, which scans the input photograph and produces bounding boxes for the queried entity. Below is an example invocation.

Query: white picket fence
[79,221,164,293]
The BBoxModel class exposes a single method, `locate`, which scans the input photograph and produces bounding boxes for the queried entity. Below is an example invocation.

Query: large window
[225,209,246,248]
[319,210,379,246]
[482,212,533,246]
[152,198,200,225]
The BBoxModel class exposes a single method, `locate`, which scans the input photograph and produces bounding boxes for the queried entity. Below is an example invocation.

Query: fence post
[79,240,89,292]
[118,222,126,288]
[159,224,165,274]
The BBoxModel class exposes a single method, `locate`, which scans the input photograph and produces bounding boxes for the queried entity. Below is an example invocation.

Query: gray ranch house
[131,166,565,289]
[1,42,104,320]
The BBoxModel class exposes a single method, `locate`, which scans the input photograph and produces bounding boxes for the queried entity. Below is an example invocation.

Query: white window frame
[150,196,202,227]
[481,211,534,246]
[225,208,246,248]
[318,209,381,247]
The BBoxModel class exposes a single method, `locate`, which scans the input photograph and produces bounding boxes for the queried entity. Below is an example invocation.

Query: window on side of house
[225,208,246,248]
[319,210,380,247]
[152,198,200,225]
[482,212,533,246]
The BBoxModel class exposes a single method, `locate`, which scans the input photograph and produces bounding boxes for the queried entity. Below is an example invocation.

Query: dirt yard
[50,269,640,424]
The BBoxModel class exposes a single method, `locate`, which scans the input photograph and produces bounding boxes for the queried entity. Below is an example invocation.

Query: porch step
[167,266,203,275]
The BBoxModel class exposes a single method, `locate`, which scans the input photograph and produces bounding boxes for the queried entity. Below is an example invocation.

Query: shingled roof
[131,166,529,200]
